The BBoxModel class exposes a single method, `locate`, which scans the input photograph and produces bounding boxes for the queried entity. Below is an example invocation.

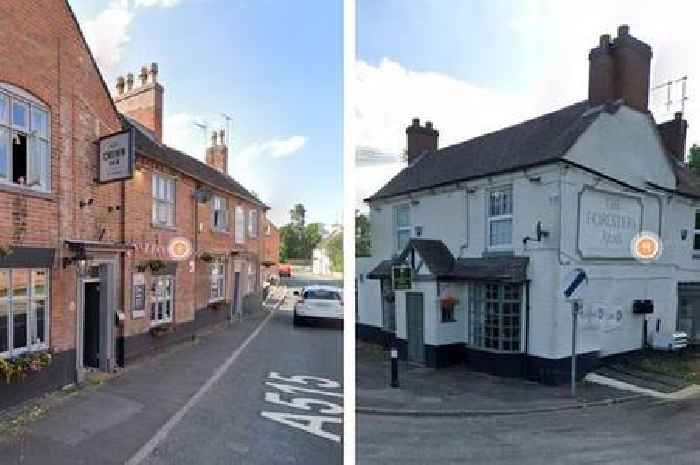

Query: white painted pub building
[356,26,700,384]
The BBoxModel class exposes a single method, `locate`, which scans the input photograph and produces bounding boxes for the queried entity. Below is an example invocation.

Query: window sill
[464,345,522,355]
[208,297,225,304]
[210,228,230,235]
[441,319,458,323]
[0,344,50,359]
[149,320,173,328]
[151,223,177,231]
[0,183,54,200]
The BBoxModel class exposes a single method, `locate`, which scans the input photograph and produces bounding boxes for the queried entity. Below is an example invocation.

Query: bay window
[152,173,175,227]
[394,204,410,253]
[488,188,513,249]
[0,88,51,192]
[210,260,225,302]
[0,269,49,356]
[150,276,173,325]
[467,282,521,352]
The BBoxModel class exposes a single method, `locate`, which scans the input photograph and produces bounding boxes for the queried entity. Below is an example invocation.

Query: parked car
[278,263,291,278]
[293,285,343,327]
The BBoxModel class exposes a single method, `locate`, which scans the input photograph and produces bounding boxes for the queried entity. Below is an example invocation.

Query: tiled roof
[367,101,597,201]
[399,239,455,275]
[124,117,267,209]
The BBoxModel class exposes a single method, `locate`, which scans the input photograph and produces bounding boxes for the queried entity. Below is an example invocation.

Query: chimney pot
[139,66,148,86]
[406,118,438,165]
[675,111,683,121]
[149,63,158,83]
[618,24,630,37]
[211,131,218,146]
[412,117,420,127]
[116,76,125,95]
[219,129,225,146]
[425,121,433,130]
[126,73,134,91]
[599,34,611,48]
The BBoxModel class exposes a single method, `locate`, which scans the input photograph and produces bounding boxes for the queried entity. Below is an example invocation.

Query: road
[357,396,700,465]
[141,275,343,465]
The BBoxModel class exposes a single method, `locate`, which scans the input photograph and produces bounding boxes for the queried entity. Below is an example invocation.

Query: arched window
[0,84,50,192]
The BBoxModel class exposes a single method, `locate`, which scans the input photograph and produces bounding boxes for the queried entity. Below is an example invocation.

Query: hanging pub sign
[132,272,146,318]
[392,265,412,291]
[98,128,135,183]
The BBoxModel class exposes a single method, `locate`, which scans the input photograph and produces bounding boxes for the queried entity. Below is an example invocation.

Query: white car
[293,285,344,327]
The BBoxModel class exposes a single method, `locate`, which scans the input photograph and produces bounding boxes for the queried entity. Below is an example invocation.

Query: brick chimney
[588,25,652,112]
[115,63,164,142]
[406,118,438,165]
[658,111,688,163]
[206,129,228,174]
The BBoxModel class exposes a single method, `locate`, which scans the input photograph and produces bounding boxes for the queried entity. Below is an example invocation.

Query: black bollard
[390,346,399,388]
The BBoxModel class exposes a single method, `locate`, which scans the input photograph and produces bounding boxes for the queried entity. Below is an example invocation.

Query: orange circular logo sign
[168,237,193,261]
[630,232,661,262]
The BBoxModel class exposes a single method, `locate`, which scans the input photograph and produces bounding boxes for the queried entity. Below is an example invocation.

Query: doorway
[233,271,241,316]
[406,292,425,364]
[83,281,100,368]
[678,283,700,341]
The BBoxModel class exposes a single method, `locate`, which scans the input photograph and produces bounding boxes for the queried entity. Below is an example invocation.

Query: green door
[406,292,424,364]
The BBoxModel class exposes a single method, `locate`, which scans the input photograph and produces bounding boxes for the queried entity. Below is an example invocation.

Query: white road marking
[264,381,344,398]
[268,372,341,389]
[260,411,342,443]
[125,310,275,465]
[264,392,344,415]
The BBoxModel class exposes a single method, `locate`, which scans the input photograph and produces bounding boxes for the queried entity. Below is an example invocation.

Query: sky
[69,0,343,227]
[356,0,700,210]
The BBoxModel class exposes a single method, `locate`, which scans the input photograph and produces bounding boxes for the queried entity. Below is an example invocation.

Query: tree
[290,204,306,229]
[302,223,324,259]
[326,231,344,272]
[689,144,700,173]
[355,210,371,257]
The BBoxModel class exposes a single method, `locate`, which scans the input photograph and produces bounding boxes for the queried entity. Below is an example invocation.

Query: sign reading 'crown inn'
[98,128,135,183]
[577,188,642,258]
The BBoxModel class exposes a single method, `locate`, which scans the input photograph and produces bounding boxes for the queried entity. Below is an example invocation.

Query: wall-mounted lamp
[681,229,688,241]
[79,198,94,209]
[410,199,420,206]
[63,247,89,275]
[523,220,550,246]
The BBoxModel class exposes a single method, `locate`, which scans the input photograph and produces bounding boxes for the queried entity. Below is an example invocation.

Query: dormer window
[0,86,50,192]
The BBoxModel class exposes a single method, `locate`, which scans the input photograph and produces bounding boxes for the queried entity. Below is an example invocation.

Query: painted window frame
[211,195,229,231]
[393,203,411,254]
[209,260,226,303]
[0,268,50,358]
[248,209,258,238]
[152,173,176,228]
[0,86,51,193]
[487,187,513,250]
[694,209,700,251]
[235,206,246,244]
[467,282,522,353]
[150,275,173,326]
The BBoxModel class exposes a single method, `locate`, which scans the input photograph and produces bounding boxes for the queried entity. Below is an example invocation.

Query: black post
[390,335,399,388]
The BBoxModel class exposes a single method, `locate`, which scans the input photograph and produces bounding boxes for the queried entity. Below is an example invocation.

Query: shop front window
[150,276,173,325]
[467,282,521,352]
[0,268,49,356]
[210,260,225,302]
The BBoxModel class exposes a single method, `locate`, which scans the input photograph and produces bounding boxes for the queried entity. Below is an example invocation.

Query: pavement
[356,341,643,415]
[0,279,343,465]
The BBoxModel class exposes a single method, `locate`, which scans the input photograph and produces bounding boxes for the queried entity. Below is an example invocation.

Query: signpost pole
[571,300,579,398]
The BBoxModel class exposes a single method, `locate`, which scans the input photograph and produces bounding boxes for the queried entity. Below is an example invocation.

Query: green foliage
[355,210,371,257]
[279,205,324,260]
[0,351,53,383]
[326,231,344,272]
[689,144,700,173]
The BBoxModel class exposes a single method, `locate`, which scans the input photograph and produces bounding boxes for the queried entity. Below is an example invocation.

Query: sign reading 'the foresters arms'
[578,189,642,258]
[98,129,134,183]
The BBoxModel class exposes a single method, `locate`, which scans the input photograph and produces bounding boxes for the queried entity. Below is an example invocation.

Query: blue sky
[70,0,343,227]
[355,0,700,207]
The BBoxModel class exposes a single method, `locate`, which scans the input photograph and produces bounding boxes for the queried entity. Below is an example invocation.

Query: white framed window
[694,210,700,251]
[248,262,255,292]
[150,276,173,325]
[248,209,258,238]
[467,283,521,352]
[211,195,228,231]
[0,269,49,357]
[235,206,246,244]
[488,187,513,249]
[152,173,175,227]
[0,87,51,192]
[210,260,225,302]
[393,204,411,253]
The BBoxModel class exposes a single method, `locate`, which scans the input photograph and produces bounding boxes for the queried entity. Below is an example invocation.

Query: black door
[84,282,100,368]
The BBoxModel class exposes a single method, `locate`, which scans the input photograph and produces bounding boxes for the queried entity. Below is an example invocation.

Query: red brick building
[262,218,281,282]
[0,0,271,409]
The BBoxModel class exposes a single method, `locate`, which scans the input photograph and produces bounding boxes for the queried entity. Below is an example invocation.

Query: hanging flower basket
[209,300,228,311]
[200,252,214,263]
[135,261,148,272]
[0,351,53,384]
[149,322,173,337]
[0,244,12,258]
[440,296,459,311]
[146,259,166,273]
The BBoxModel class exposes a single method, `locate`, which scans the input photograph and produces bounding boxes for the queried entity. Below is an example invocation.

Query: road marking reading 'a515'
[260,371,343,443]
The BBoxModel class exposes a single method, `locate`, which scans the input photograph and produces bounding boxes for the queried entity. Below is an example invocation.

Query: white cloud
[81,0,182,80]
